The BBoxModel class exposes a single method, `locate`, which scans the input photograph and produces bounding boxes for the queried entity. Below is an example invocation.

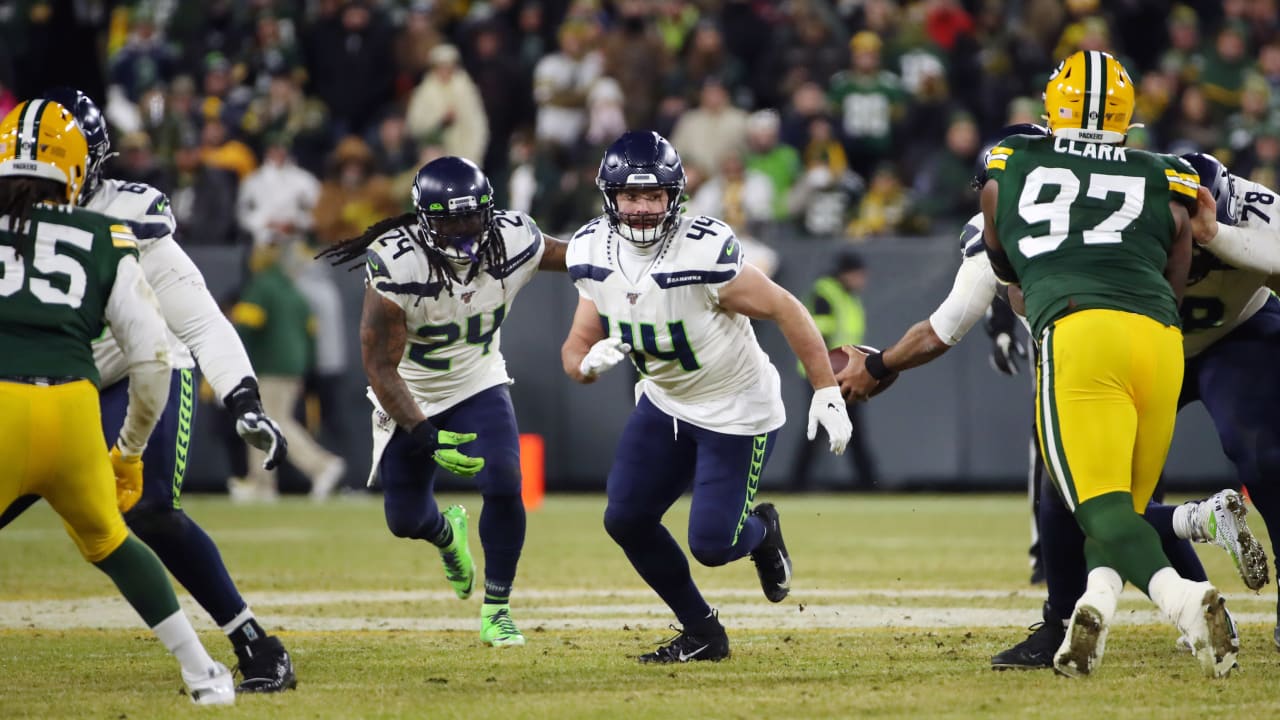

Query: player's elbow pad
[984,245,1019,285]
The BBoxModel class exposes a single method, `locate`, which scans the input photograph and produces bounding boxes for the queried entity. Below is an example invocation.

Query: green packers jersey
[0,203,139,384]
[985,134,1199,335]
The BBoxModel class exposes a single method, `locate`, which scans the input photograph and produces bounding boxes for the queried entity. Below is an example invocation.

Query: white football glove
[807,386,853,455]
[579,337,631,378]
[236,411,289,470]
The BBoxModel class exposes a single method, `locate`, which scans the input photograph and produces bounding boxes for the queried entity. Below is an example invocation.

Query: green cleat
[439,505,475,599]
[480,605,526,647]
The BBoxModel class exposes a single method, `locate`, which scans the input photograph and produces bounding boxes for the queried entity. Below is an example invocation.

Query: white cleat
[1053,604,1109,678]
[184,662,235,706]
[1170,582,1238,678]
[1195,490,1269,592]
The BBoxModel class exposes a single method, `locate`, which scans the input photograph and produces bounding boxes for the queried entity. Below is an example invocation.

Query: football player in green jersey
[0,100,233,704]
[981,50,1236,678]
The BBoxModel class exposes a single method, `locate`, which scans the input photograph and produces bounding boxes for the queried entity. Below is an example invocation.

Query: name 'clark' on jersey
[1181,176,1277,357]
[365,209,545,417]
[89,179,189,383]
[568,213,785,435]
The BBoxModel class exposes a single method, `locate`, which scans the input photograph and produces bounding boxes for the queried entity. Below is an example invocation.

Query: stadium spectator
[237,134,319,249]
[406,43,489,164]
[912,112,981,229]
[303,0,394,139]
[744,109,802,223]
[667,19,744,106]
[168,131,241,246]
[602,0,671,130]
[199,115,257,182]
[113,131,172,194]
[670,77,748,181]
[1168,85,1223,155]
[466,22,530,191]
[368,112,420,178]
[829,31,906,181]
[847,164,916,241]
[1200,22,1251,117]
[533,20,603,151]
[393,1,443,94]
[312,136,400,247]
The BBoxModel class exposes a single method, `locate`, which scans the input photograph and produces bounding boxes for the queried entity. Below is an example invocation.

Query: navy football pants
[603,394,776,630]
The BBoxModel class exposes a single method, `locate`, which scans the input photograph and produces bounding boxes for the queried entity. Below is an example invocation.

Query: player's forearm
[561,340,596,384]
[366,365,427,429]
[777,293,837,389]
[1200,223,1280,275]
[117,359,171,456]
[883,320,950,372]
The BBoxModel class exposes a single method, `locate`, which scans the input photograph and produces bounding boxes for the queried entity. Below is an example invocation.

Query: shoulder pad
[959,213,984,257]
[93,179,176,241]
[487,210,544,280]
[567,216,610,282]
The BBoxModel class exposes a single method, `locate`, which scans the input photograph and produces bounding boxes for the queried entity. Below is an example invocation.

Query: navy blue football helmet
[1181,152,1240,226]
[597,131,686,247]
[43,87,111,203]
[971,123,1050,191]
[411,156,496,263]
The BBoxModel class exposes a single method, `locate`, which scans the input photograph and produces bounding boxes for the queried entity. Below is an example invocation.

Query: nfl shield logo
[461,291,476,304]
[626,292,640,305]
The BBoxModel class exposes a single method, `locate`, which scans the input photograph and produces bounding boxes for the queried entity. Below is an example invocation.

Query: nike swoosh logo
[677,644,710,662]
[725,244,736,256]
[827,402,838,411]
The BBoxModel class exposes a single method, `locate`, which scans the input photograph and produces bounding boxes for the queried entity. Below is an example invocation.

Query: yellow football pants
[1035,309,1184,513]
[0,380,128,562]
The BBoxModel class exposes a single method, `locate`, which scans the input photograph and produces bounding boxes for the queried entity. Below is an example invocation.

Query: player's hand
[110,444,143,514]
[1191,185,1220,245]
[807,386,853,455]
[989,331,1026,376]
[579,337,631,378]
[835,346,878,403]
[408,421,485,478]
[236,411,289,470]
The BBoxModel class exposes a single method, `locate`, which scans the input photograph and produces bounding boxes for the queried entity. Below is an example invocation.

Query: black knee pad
[125,504,191,543]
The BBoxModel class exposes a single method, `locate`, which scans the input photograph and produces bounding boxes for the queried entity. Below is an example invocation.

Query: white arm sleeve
[141,237,256,400]
[927,252,1000,346]
[1202,223,1280,275]
[104,255,172,456]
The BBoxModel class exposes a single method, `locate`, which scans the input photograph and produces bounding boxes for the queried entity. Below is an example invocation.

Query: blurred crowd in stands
[0,0,1272,249]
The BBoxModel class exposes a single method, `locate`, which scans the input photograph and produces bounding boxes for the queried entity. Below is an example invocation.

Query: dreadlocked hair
[0,178,66,259]
[314,210,512,299]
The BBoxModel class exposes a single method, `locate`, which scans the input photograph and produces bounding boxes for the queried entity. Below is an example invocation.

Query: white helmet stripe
[1086,51,1103,131]
[20,100,46,160]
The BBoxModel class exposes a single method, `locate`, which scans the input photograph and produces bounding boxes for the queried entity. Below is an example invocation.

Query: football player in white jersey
[561,131,852,663]
[834,137,1273,668]
[317,156,567,647]
[15,88,297,692]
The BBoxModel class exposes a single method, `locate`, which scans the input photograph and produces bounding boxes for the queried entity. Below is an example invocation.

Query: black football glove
[983,303,1026,377]
[224,377,289,470]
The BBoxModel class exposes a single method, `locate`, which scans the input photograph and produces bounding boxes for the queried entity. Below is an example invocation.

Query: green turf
[1,494,1277,718]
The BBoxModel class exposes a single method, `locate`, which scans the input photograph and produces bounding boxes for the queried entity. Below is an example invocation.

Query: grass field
[3,493,1280,718]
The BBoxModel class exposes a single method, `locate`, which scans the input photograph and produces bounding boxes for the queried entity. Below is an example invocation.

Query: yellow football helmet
[0,99,89,204]
[1043,50,1135,144]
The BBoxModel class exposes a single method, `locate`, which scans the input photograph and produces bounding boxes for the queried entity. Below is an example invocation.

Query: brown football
[830,344,899,399]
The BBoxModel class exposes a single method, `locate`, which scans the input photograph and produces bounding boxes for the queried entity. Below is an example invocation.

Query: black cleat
[991,603,1065,670]
[638,624,730,664]
[749,503,791,602]
[234,635,297,693]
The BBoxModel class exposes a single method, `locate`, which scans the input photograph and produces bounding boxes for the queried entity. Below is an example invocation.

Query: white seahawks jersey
[366,210,545,417]
[90,179,194,385]
[1181,177,1275,357]
[568,214,785,435]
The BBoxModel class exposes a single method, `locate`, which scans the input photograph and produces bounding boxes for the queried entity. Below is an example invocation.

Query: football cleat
[749,503,791,603]
[439,505,476,599]
[638,624,730,664]
[1053,604,1109,678]
[1168,582,1238,678]
[184,662,236,706]
[991,603,1064,670]
[480,605,526,647]
[1194,490,1269,592]
[234,635,297,693]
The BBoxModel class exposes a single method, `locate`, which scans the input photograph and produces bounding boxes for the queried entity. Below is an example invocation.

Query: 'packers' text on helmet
[0,100,89,204]
[1043,50,1135,144]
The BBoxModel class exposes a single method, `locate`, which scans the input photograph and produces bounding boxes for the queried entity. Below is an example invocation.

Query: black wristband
[408,420,439,455]
[865,351,893,381]
[223,377,264,417]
